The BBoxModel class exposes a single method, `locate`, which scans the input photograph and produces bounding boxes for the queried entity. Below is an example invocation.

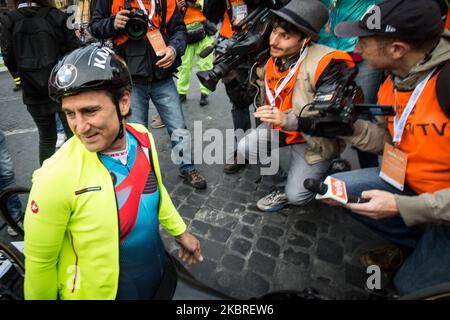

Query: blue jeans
[55,113,64,134]
[0,130,22,221]
[129,78,194,173]
[333,168,450,295]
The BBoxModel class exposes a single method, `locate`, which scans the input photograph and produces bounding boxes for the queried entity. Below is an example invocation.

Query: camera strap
[264,47,308,108]
[137,0,156,28]
[392,68,436,144]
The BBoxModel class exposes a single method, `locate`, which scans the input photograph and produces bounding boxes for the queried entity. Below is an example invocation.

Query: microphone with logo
[303,177,368,204]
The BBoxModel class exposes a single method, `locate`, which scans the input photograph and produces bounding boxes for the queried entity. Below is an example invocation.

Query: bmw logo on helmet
[55,64,78,89]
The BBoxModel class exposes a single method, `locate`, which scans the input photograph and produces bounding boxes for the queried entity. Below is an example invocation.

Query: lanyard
[264,47,308,108]
[392,68,436,144]
[137,0,156,28]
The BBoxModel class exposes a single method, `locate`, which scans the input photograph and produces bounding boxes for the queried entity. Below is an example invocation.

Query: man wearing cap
[24,45,203,300]
[236,0,355,212]
[322,0,450,294]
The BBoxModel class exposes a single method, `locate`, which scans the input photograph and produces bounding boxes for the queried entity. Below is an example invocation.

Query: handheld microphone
[304,177,368,204]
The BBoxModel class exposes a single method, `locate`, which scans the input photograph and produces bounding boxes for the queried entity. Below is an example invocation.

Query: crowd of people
[0,0,449,300]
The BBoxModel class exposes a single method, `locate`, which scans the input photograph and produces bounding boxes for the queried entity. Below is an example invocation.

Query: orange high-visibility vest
[264,50,354,145]
[219,0,246,38]
[378,70,450,194]
[111,0,176,46]
[182,4,206,25]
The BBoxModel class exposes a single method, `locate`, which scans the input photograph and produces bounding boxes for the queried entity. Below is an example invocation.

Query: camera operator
[319,0,450,294]
[203,0,255,173]
[176,0,215,106]
[90,0,207,189]
[237,0,355,212]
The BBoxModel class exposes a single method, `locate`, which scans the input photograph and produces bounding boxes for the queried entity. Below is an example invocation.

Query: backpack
[8,7,61,96]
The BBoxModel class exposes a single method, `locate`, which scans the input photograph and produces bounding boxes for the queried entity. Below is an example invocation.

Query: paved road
[0,70,390,300]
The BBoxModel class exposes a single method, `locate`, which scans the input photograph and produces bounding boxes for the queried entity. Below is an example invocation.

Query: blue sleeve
[89,0,118,39]
[165,4,187,57]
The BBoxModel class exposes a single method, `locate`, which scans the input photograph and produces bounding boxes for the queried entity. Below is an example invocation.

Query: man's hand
[177,0,186,10]
[155,47,176,69]
[114,10,130,30]
[254,105,288,127]
[175,231,204,267]
[346,190,399,220]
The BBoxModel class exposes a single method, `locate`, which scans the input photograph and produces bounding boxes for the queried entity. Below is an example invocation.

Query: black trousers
[27,103,72,165]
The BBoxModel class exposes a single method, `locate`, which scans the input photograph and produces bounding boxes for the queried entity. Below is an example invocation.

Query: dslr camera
[123,0,149,41]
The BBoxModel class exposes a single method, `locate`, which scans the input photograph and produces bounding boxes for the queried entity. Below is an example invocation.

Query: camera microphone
[303,177,368,204]
[199,46,214,59]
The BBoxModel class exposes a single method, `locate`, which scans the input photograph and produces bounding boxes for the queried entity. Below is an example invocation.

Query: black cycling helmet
[49,45,132,141]
[49,44,131,102]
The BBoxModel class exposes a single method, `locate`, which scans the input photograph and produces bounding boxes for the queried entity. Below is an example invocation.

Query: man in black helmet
[23,45,203,300]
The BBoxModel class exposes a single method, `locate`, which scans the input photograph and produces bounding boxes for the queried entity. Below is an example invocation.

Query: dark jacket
[0,5,80,105]
[89,0,187,81]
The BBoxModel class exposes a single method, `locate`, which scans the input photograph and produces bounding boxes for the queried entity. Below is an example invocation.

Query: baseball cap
[334,0,442,40]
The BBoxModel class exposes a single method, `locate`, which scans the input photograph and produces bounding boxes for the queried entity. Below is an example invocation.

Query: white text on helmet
[93,47,115,70]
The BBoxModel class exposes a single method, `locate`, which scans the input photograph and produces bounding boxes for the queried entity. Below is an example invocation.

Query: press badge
[146,29,167,55]
[232,1,248,24]
[379,143,408,191]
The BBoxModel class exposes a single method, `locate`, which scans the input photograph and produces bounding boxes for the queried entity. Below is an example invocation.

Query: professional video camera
[122,0,149,41]
[197,0,289,92]
[298,60,395,138]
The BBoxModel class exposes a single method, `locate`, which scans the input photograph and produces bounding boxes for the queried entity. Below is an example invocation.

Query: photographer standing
[238,0,355,212]
[90,0,207,189]
[176,0,214,106]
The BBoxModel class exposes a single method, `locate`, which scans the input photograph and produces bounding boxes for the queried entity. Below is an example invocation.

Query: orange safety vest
[182,5,206,25]
[264,50,354,145]
[446,9,450,29]
[111,0,176,46]
[378,71,450,194]
[265,57,305,145]
[219,0,246,38]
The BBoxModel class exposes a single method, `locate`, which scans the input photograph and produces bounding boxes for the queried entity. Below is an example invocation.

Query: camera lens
[125,13,148,40]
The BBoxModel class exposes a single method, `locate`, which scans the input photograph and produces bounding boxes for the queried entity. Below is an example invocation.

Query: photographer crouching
[316,0,450,295]
[236,0,356,212]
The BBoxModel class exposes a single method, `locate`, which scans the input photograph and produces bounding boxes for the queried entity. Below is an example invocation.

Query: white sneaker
[7,222,23,237]
[56,133,66,148]
[256,190,288,212]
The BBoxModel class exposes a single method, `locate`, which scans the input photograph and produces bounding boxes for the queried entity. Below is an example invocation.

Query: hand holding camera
[114,9,130,30]
[254,105,288,128]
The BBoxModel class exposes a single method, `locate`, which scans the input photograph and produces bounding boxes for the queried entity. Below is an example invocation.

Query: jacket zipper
[69,231,79,293]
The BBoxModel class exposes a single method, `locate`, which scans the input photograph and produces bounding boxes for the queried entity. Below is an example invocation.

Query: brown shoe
[223,154,247,174]
[179,169,207,189]
[150,114,165,129]
[360,244,404,271]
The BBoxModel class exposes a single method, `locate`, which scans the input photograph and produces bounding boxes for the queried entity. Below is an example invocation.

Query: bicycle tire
[0,239,25,276]
[0,186,30,237]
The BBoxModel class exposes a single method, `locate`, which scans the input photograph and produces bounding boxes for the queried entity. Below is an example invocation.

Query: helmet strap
[112,104,125,143]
